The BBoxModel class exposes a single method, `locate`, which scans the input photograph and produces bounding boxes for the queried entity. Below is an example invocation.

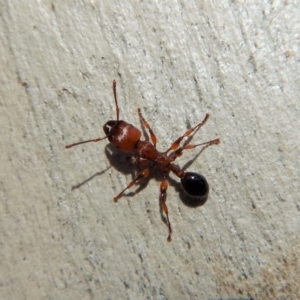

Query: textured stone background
[1,1,299,299]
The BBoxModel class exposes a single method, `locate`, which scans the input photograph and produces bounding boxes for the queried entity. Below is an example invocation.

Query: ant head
[103,120,142,152]
[181,172,209,199]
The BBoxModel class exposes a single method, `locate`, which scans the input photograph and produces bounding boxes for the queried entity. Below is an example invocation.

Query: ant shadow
[71,144,151,195]
[71,127,214,234]
[104,144,157,197]
[71,166,111,190]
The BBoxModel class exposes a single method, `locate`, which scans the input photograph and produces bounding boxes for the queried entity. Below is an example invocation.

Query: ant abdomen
[181,172,209,198]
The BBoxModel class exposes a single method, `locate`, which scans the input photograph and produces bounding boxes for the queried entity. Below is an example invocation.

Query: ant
[65,80,220,241]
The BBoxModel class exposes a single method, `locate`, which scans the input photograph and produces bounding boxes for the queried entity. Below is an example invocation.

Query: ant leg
[114,168,150,202]
[160,176,172,242]
[165,113,210,154]
[130,157,151,177]
[138,108,157,147]
[65,136,107,149]
[170,138,220,160]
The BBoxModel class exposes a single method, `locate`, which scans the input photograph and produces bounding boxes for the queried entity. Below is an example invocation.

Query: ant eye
[181,172,209,198]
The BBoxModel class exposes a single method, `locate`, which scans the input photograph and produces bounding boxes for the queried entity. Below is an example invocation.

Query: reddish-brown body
[137,141,171,167]
[135,140,184,178]
[65,80,220,241]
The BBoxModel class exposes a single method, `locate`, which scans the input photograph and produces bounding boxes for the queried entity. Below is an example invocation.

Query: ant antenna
[65,137,107,149]
[112,79,120,121]
[65,80,120,149]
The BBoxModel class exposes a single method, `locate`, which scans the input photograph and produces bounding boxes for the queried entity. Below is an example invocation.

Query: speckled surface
[1,1,299,299]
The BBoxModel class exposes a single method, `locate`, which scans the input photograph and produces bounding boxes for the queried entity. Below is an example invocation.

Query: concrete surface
[1,1,299,299]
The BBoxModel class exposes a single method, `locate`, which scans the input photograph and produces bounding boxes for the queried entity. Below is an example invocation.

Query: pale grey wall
[1,1,299,299]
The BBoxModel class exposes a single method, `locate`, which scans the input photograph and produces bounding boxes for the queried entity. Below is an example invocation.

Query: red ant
[65,80,220,241]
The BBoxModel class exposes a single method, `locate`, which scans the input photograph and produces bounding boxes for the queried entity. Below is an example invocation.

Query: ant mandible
[65,80,220,242]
